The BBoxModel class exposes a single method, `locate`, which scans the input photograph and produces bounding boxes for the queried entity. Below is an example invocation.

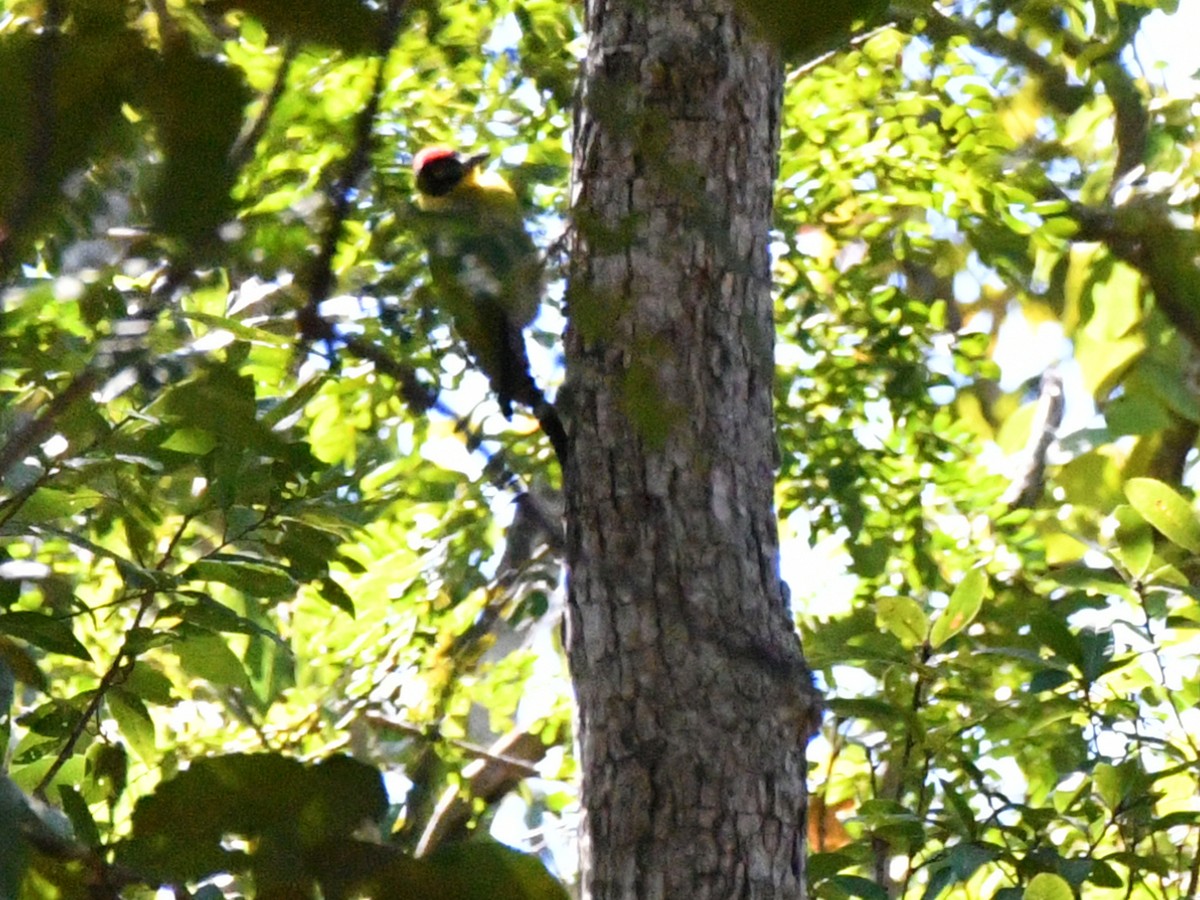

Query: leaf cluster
[1,0,576,895]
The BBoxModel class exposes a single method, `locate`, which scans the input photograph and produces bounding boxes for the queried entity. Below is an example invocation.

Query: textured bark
[563,1,822,898]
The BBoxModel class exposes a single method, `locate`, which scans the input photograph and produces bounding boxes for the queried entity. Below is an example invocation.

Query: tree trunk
[563,1,822,898]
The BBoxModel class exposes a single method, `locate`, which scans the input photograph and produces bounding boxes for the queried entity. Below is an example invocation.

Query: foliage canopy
[1,0,1198,898]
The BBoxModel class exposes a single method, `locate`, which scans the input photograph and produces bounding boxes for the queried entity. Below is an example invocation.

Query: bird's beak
[464,150,490,169]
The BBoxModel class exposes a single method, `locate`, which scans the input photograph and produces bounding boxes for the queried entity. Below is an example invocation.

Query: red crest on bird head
[412,145,459,174]
[413,146,490,174]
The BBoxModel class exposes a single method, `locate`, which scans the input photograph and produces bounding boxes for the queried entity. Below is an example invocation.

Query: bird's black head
[413,146,488,198]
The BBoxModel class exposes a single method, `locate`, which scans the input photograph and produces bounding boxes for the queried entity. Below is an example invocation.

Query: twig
[415,726,550,856]
[0,370,101,488]
[33,593,155,800]
[1002,369,1064,510]
[894,5,1085,113]
[363,714,544,780]
[1095,59,1149,183]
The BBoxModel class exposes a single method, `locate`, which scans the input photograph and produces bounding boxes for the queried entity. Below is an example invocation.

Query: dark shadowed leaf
[0,612,91,661]
[119,753,388,883]
[136,49,249,246]
[209,0,387,53]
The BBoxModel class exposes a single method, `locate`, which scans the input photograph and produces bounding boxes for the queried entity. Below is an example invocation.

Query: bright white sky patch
[1135,5,1200,95]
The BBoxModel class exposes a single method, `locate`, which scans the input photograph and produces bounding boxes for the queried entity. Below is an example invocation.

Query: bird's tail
[497,327,569,466]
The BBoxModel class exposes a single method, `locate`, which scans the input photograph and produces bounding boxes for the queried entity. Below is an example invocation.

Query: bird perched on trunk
[412,146,545,420]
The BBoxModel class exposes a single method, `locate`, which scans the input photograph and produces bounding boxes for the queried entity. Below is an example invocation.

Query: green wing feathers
[418,205,544,417]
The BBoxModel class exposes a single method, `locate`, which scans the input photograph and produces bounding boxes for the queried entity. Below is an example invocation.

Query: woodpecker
[411,146,545,422]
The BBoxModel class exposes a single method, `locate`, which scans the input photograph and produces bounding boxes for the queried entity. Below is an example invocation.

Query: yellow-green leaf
[930,568,987,649]
[1111,505,1153,579]
[1024,873,1074,900]
[876,596,928,649]
[1124,477,1200,553]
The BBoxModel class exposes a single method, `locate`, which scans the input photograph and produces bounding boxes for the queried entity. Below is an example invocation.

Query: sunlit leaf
[108,690,158,762]
[1110,505,1153,579]
[1024,873,1074,900]
[173,631,253,691]
[1124,477,1200,553]
[930,568,987,649]
[875,596,928,648]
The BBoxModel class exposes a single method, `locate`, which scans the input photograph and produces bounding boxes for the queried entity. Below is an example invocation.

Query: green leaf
[312,838,569,900]
[159,427,219,455]
[184,559,298,599]
[0,612,91,661]
[87,742,128,800]
[824,697,907,723]
[121,663,176,705]
[1076,332,1145,399]
[1077,628,1114,684]
[174,631,253,691]
[876,596,928,648]
[164,594,285,643]
[209,0,387,53]
[830,874,890,900]
[930,568,987,649]
[58,785,101,848]
[808,850,857,880]
[0,636,48,691]
[108,690,158,762]
[319,576,357,616]
[1124,478,1200,553]
[922,865,956,900]
[945,841,999,880]
[136,49,249,246]
[1086,259,1143,340]
[423,841,571,900]
[1029,668,1072,693]
[119,753,388,883]
[941,780,977,836]
[1088,859,1123,889]
[1111,505,1153,578]
[1024,873,1074,900]
[1092,762,1123,810]
[6,488,106,523]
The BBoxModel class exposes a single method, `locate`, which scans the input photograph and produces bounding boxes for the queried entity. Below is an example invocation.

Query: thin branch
[363,714,544,780]
[297,310,437,413]
[415,726,550,857]
[894,5,1086,113]
[0,370,101,488]
[33,592,155,800]
[1096,58,1149,183]
[1002,369,1064,510]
